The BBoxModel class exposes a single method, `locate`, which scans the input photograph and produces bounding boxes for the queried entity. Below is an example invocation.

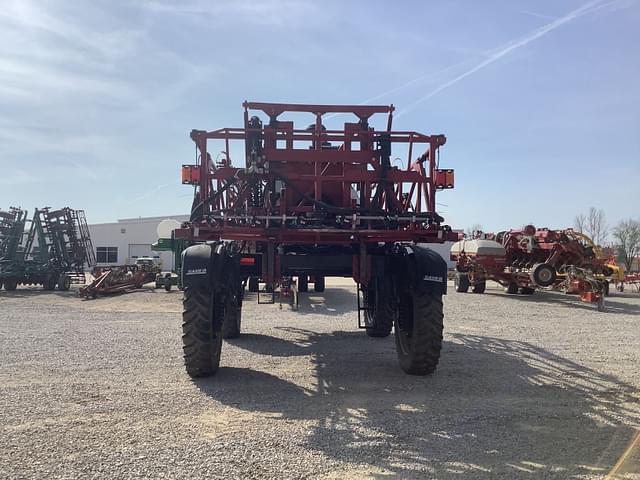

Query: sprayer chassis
[176,102,456,377]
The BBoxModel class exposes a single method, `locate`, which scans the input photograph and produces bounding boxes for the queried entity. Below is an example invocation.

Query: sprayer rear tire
[222,286,242,339]
[363,277,394,338]
[222,304,241,339]
[297,275,308,293]
[182,287,223,377]
[395,290,443,375]
[454,272,469,293]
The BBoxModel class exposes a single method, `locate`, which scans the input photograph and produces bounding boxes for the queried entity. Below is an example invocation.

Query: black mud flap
[181,242,241,291]
[394,244,448,295]
[181,243,215,289]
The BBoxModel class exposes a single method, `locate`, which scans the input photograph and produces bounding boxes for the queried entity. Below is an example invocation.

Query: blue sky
[1,0,638,234]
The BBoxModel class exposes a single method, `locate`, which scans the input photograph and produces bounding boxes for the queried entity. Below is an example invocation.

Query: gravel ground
[1,280,639,479]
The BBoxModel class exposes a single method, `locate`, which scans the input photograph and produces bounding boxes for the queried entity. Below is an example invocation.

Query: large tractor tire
[530,263,556,287]
[182,287,224,377]
[505,282,519,294]
[454,272,469,293]
[57,273,71,291]
[314,276,325,293]
[297,275,308,293]
[394,290,443,375]
[472,280,486,294]
[363,277,395,338]
[248,277,259,293]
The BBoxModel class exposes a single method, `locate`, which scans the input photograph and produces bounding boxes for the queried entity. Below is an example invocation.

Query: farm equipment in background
[79,259,160,299]
[0,207,95,291]
[0,207,28,263]
[151,236,192,291]
[450,226,613,309]
[174,101,457,377]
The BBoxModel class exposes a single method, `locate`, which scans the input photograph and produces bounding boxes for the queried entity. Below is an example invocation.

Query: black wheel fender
[393,244,448,296]
[182,243,215,289]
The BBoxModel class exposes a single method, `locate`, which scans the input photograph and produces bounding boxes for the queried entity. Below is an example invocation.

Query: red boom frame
[175,102,456,246]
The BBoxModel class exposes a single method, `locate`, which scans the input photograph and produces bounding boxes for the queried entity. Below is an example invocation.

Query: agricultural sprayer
[175,101,456,377]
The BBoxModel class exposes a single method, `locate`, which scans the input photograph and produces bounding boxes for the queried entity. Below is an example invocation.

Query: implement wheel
[505,282,519,294]
[182,287,224,377]
[530,263,556,287]
[43,275,57,291]
[248,277,259,293]
[57,273,71,291]
[314,276,325,293]
[454,272,469,293]
[395,290,443,375]
[472,280,486,294]
[363,277,395,338]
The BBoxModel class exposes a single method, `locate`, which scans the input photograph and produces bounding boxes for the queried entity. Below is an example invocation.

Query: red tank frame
[175,101,456,286]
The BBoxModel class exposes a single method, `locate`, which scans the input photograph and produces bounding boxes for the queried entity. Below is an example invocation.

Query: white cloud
[140,0,321,27]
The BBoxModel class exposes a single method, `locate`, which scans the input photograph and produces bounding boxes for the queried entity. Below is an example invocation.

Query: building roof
[89,214,189,227]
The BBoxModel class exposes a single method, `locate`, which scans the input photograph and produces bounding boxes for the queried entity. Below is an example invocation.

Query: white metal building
[88,215,189,271]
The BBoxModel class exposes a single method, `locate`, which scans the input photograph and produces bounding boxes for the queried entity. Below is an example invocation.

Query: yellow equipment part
[564,230,625,281]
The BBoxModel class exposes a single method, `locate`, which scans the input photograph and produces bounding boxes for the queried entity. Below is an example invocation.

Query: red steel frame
[175,101,456,247]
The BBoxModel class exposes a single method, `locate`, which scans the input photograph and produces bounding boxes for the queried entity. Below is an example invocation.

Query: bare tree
[574,213,586,233]
[613,219,640,271]
[586,207,608,245]
[575,207,608,245]
[465,223,483,238]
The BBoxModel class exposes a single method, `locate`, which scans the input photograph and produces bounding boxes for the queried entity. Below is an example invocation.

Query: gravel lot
[1,280,639,479]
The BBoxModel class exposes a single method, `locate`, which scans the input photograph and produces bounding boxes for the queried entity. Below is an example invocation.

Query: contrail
[322,58,476,122]
[395,0,615,118]
[359,58,476,105]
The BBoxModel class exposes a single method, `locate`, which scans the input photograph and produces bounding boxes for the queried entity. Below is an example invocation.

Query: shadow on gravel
[484,289,640,315]
[243,287,357,316]
[296,287,357,316]
[197,331,640,478]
